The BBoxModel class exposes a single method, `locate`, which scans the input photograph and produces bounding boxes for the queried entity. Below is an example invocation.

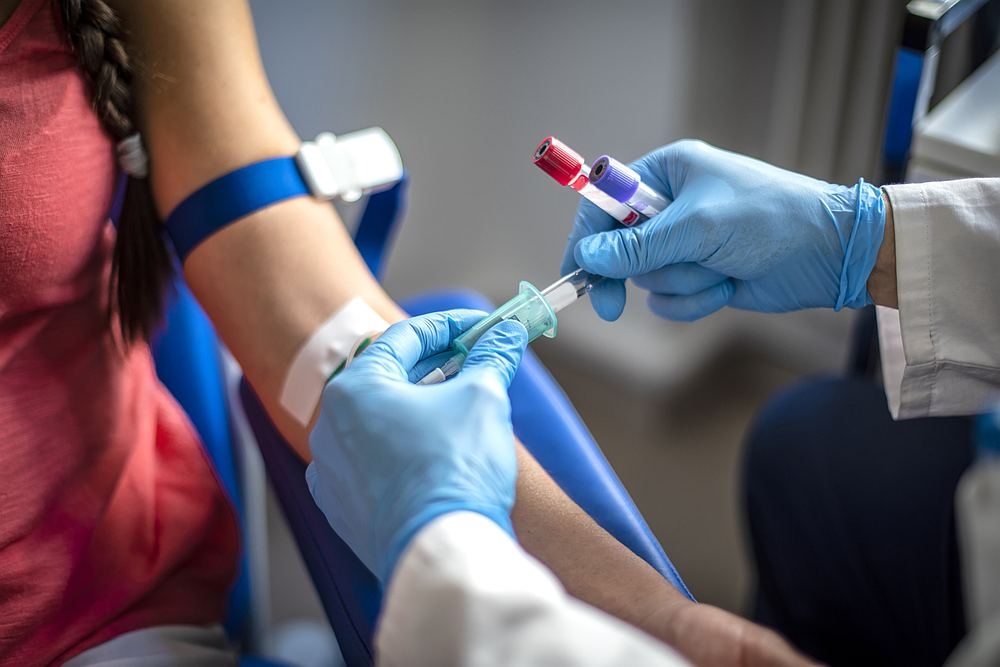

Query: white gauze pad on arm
[280,297,390,426]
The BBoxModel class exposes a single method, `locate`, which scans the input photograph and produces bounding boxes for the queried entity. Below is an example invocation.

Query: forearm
[179,194,405,452]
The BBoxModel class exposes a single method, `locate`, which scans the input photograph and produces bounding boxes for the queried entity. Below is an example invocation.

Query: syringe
[533,137,643,226]
[417,269,602,385]
[589,155,670,217]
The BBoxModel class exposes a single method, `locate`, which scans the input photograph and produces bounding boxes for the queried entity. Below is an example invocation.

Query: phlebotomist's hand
[306,309,528,582]
[562,140,889,322]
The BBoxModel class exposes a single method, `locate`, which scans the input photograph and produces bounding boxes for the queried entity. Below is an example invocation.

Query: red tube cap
[533,136,584,186]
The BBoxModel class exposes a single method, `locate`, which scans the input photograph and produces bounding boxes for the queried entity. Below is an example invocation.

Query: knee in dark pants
[741,375,974,666]
[742,375,856,525]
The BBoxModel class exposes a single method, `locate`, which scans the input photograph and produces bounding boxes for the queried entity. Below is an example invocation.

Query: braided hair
[60,0,173,343]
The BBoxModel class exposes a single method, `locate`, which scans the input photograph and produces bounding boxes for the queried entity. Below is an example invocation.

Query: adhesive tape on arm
[280,297,389,425]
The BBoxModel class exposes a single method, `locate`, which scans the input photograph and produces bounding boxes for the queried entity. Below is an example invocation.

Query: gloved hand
[561,140,886,322]
[306,309,528,583]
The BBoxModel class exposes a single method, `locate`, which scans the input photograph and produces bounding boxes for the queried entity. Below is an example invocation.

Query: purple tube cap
[590,155,639,203]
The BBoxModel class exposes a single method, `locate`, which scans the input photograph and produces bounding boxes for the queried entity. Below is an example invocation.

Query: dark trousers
[743,377,974,666]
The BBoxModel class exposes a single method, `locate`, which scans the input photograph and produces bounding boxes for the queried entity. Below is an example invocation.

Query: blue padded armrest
[240,290,690,665]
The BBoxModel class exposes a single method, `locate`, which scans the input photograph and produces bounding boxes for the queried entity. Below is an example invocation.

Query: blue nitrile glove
[561,140,886,322]
[306,309,528,583]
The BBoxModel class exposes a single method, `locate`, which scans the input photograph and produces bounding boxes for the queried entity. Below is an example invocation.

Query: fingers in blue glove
[561,198,621,277]
[586,278,627,322]
[308,308,525,587]
[408,349,458,385]
[646,279,735,322]
[355,309,488,378]
[632,263,728,296]
[625,150,677,202]
[574,209,708,279]
[562,199,629,321]
[460,319,528,389]
[626,139,717,201]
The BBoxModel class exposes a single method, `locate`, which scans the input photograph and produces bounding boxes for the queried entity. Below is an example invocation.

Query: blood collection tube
[533,137,642,226]
[589,155,670,217]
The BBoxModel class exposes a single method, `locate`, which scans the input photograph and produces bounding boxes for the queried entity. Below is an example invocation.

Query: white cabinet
[908,50,1000,182]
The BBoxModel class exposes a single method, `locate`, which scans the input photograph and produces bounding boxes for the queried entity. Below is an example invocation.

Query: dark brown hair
[60,0,172,343]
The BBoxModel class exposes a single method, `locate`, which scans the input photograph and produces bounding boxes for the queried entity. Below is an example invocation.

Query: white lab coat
[376,512,688,667]
[878,178,1000,419]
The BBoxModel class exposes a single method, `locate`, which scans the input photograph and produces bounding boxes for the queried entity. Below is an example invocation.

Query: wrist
[866,189,898,308]
[834,179,886,310]
[640,586,696,647]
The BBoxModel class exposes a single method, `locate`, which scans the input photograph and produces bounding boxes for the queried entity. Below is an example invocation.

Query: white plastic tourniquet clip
[296,128,403,203]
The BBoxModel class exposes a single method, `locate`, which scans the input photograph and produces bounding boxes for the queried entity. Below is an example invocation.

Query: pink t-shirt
[0,1,239,663]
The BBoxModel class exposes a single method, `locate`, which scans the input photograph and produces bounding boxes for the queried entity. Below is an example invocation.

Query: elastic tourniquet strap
[165,156,308,262]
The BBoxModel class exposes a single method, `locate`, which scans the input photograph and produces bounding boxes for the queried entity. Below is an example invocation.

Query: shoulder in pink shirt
[0,1,239,663]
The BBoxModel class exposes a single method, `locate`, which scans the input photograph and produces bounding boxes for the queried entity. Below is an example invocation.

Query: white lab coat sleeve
[375,512,689,667]
[877,178,1000,419]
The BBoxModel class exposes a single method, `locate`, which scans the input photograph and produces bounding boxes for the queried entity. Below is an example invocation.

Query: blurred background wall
[248,0,904,627]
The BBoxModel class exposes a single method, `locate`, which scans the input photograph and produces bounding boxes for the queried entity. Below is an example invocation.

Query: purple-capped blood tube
[590,156,670,217]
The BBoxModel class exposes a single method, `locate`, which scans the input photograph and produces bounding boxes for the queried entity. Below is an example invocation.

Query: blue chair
[238,172,691,665]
